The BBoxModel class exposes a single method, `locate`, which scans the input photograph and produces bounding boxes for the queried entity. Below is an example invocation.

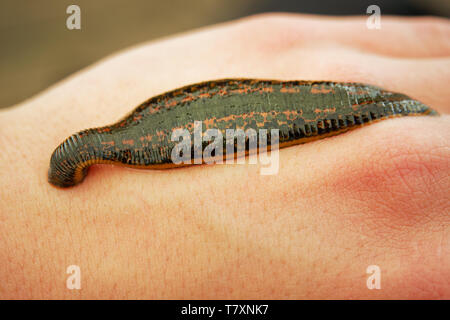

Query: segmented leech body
[48,79,437,187]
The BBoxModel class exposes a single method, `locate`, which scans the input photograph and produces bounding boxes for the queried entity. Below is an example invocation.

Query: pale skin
[0,13,449,299]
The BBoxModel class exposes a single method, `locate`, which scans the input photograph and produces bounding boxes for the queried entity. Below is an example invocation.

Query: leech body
[48,79,437,187]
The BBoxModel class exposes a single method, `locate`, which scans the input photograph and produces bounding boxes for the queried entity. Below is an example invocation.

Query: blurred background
[1,0,449,109]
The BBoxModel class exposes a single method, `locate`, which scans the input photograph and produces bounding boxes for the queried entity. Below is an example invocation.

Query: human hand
[0,13,449,299]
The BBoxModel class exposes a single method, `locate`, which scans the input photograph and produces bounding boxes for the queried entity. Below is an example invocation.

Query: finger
[274,46,450,113]
[233,13,450,58]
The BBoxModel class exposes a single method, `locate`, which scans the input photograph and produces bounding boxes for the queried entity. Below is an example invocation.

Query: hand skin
[0,13,449,299]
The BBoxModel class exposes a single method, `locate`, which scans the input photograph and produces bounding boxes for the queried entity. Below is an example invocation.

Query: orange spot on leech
[281,110,303,119]
[154,130,168,142]
[140,134,153,142]
[122,139,134,145]
[311,85,334,94]
[261,87,274,93]
[280,87,300,93]
[173,89,184,97]
[256,121,266,128]
[348,90,369,95]
[206,83,272,96]
[148,107,159,114]
[203,117,217,129]
[315,107,337,114]
[230,88,247,94]
[202,110,306,129]
[101,141,115,146]
[182,96,194,103]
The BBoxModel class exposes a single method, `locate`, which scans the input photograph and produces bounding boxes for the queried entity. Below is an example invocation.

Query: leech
[48,79,437,187]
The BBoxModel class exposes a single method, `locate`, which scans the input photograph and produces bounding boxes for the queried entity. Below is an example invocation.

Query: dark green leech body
[48,79,437,187]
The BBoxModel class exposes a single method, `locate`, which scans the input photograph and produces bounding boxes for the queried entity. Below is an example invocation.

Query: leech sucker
[48,79,438,188]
